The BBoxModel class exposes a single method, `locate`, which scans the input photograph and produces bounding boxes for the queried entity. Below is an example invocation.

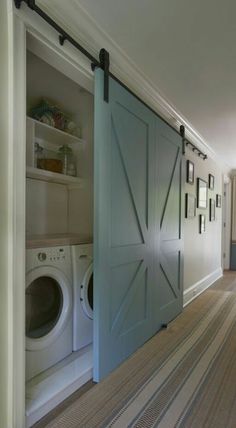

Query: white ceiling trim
[38,0,230,172]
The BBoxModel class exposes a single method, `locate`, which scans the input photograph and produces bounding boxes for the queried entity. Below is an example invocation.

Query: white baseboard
[183,268,223,307]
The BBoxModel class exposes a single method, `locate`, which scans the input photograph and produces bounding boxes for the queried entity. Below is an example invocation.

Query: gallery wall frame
[186,160,194,184]
[216,194,221,208]
[185,193,196,218]
[199,214,206,234]
[208,174,214,190]
[209,198,216,221]
[197,178,208,209]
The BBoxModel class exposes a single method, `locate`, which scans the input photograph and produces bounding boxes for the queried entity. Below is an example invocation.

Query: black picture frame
[216,194,221,208]
[209,199,216,221]
[199,214,206,234]
[197,178,208,209]
[208,174,214,190]
[185,193,196,218]
[186,160,194,184]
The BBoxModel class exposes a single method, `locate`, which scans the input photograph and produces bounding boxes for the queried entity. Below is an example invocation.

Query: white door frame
[222,175,232,270]
[9,4,93,427]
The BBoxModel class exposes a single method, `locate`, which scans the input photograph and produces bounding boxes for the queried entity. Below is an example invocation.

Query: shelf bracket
[59,35,66,46]
[14,0,36,9]
[99,48,110,103]
[14,0,22,7]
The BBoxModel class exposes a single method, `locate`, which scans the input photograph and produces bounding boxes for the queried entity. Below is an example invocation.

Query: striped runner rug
[39,286,236,428]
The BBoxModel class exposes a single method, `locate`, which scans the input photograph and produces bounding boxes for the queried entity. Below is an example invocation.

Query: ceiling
[73,0,236,170]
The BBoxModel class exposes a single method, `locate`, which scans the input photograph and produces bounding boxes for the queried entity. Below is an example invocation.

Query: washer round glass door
[80,263,93,319]
[26,266,72,351]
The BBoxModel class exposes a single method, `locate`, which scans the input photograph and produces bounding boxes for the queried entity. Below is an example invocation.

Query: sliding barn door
[93,70,159,381]
[156,118,184,325]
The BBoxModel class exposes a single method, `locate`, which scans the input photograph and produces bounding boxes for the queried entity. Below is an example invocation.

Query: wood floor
[33,271,236,428]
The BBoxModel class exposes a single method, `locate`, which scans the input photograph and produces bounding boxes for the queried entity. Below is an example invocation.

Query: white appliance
[26,246,73,381]
[71,244,93,351]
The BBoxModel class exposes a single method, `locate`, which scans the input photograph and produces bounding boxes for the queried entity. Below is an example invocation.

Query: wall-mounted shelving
[28,117,85,146]
[26,166,84,187]
[26,116,85,187]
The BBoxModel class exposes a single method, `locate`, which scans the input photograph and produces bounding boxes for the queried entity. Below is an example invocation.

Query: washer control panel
[37,247,67,262]
[26,246,71,267]
[26,246,72,272]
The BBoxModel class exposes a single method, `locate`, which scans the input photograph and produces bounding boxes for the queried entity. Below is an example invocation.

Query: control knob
[38,252,47,262]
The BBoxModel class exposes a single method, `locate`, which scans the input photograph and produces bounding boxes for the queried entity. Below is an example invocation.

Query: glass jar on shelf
[34,143,44,168]
[58,144,77,176]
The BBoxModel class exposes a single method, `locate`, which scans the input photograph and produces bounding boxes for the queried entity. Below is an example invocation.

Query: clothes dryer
[71,244,93,351]
[26,246,73,381]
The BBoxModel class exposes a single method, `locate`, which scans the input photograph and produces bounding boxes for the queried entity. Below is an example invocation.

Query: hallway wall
[183,147,223,303]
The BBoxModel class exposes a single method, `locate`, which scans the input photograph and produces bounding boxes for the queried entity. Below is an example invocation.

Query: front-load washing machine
[26,246,73,381]
[71,244,93,351]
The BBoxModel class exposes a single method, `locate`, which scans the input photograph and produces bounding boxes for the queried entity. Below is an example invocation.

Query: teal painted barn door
[93,70,159,381]
[93,69,183,382]
[155,118,184,325]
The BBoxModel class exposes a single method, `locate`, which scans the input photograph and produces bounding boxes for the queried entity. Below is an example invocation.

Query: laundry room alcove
[25,33,95,427]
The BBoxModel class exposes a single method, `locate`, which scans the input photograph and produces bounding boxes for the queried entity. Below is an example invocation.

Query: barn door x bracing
[156,120,184,326]
[93,69,183,382]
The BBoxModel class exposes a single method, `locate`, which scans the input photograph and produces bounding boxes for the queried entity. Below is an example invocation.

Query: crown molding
[37,0,230,173]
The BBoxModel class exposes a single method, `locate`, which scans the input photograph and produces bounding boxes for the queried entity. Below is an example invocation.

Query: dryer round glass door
[26,276,63,339]
[26,266,72,351]
[81,263,93,319]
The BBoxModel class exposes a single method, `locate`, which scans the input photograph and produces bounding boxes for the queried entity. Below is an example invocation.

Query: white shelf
[27,116,85,147]
[26,166,84,188]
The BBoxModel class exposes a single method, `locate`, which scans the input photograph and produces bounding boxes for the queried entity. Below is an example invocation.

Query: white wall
[26,179,68,235]
[26,51,94,237]
[184,147,223,304]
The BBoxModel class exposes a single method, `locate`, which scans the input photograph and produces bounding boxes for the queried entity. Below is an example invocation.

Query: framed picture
[209,198,216,221]
[216,194,221,208]
[185,193,196,218]
[186,160,194,184]
[197,178,208,209]
[199,214,206,234]
[208,174,214,190]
